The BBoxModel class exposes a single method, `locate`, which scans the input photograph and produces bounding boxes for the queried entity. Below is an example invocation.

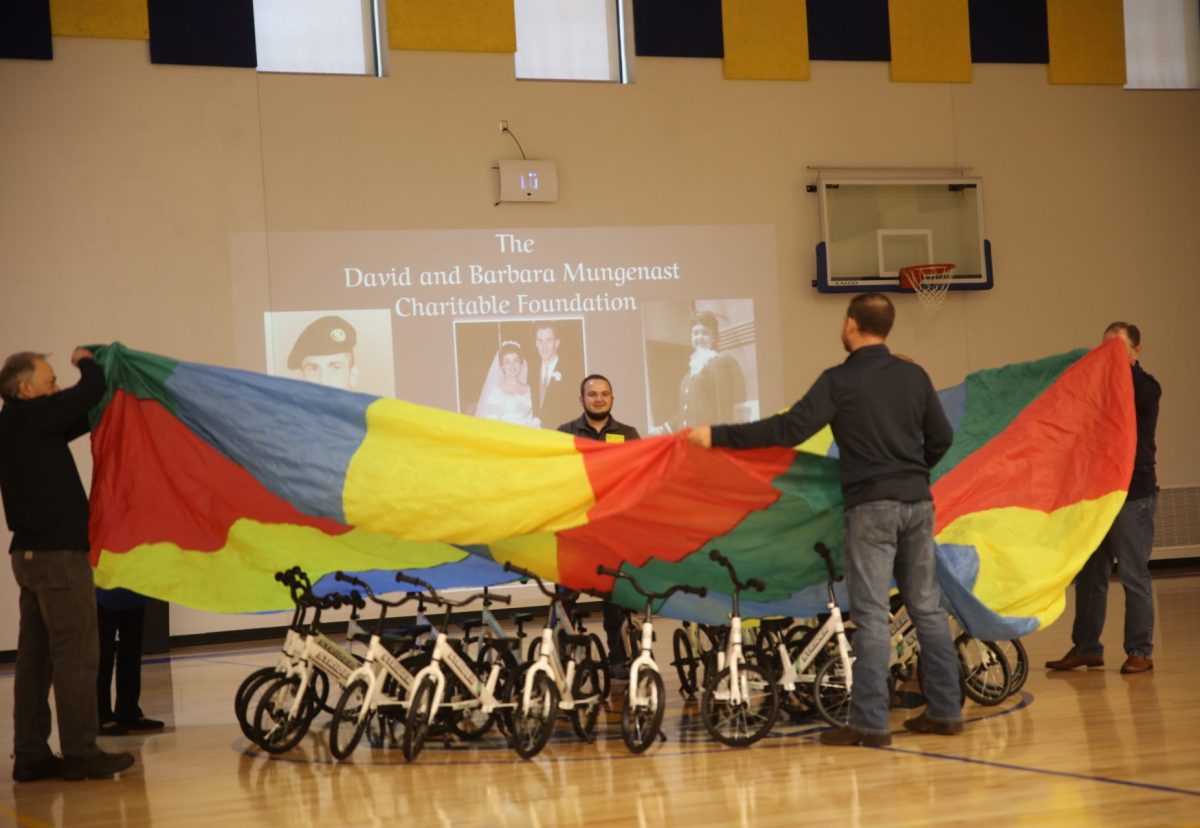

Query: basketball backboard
[811,175,993,293]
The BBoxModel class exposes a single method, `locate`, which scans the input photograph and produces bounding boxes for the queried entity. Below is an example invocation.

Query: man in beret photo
[288,315,359,391]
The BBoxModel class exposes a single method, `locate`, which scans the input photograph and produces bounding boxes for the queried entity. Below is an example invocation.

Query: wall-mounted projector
[497,160,558,203]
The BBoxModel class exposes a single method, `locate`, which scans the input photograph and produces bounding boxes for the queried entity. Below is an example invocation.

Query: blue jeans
[844,500,962,735]
[1071,493,1157,659]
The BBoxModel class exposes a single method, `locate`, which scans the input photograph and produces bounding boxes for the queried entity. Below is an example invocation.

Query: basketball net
[898,263,955,315]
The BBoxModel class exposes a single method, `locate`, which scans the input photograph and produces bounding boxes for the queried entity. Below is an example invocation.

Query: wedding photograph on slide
[454,318,585,429]
[642,299,760,435]
[264,308,396,397]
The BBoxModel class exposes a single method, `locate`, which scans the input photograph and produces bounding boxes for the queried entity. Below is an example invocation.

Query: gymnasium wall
[1,37,1197,645]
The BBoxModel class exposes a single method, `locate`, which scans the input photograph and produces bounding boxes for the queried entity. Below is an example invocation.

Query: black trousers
[97,604,146,724]
[11,549,100,759]
[602,601,629,664]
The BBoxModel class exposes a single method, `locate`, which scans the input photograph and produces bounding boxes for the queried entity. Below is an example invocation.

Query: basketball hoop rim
[898,263,955,292]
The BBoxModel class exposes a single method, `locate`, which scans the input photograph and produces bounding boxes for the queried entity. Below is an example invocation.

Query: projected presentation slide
[233,225,782,435]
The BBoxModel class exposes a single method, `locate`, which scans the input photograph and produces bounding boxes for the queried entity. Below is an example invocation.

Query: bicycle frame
[522,624,586,711]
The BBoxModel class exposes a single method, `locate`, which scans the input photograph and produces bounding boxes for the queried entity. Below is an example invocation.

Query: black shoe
[62,749,135,781]
[903,713,963,735]
[99,720,129,736]
[12,754,64,783]
[819,726,892,747]
[121,717,165,732]
[609,662,629,681]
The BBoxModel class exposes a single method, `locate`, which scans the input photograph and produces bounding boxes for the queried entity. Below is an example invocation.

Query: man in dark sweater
[0,348,135,782]
[558,374,640,679]
[688,294,962,746]
[1046,322,1162,674]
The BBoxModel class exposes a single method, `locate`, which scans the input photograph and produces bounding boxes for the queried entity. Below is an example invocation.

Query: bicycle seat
[760,617,794,634]
[382,635,416,656]
[559,633,593,650]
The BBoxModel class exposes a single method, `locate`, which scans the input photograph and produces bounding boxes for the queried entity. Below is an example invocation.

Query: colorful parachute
[87,339,1134,639]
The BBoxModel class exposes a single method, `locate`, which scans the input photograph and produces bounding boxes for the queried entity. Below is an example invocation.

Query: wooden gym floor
[1,573,1198,828]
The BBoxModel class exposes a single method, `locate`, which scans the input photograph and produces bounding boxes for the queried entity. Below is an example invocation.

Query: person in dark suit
[532,322,579,429]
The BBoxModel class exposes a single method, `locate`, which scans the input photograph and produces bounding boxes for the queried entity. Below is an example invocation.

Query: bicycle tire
[956,634,1011,706]
[672,628,698,698]
[330,677,372,760]
[512,671,559,760]
[236,667,282,740]
[450,640,515,741]
[782,635,819,718]
[588,633,612,701]
[989,638,1028,696]
[569,660,603,740]
[621,668,665,754]
[812,654,852,728]
[252,674,316,754]
[311,667,332,716]
[699,662,780,747]
[402,673,438,762]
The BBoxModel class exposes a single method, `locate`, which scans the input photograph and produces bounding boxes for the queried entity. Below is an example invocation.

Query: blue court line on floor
[878,743,1200,798]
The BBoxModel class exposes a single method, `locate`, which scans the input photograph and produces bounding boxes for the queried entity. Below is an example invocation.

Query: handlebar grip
[709,549,730,566]
[596,565,621,578]
[325,594,342,610]
[395,572,433,590]
[335,571,349,583]
[746,578,766,592]
[489,593,513,605]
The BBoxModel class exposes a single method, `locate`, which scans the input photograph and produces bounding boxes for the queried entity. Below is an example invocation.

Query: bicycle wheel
[672,628,698,698]
[588,633,613,701]
[621,668,665,754]
[236,667,282,740]
[990,638,1028,696]
[330,677,372,760]
[310,667,332,716]
[450,640,514,740]
[956,634,1011,706]
[402,673,438,762]
[252,675,315,754]
[569,660,603,740]
[782,633,823,718]
[699,662,780,747]
[812,655,852,728]
[512,671,559,760]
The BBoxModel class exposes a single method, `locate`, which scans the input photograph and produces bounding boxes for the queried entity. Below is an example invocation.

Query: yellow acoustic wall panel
[721,0,809,80]
[51,0,148,40]
[888,0,971,83]
[1047,0,1126,84]
[388,0,516,53]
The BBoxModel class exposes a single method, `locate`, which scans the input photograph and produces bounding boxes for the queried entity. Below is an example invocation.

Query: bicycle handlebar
[708,549,765,593]
[394,572,440,603]
[596,564,708,603]
[502,561,557,600]
[334,571,414,609]
[813,542,843,583]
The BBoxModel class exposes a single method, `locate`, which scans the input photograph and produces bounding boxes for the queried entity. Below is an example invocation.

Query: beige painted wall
[1,38,1197,644]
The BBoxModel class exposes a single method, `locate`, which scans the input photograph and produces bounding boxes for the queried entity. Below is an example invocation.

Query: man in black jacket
[688,294,962,746]
[558,374,640,679]
[0,348,135,782]
[1046,322,1162,675]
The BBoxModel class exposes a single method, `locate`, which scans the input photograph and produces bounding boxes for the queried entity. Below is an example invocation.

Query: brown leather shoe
[1044,651,1104,671]
[903,713,963,735]
[819,726,892,747]
[1120,654,1154,674]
